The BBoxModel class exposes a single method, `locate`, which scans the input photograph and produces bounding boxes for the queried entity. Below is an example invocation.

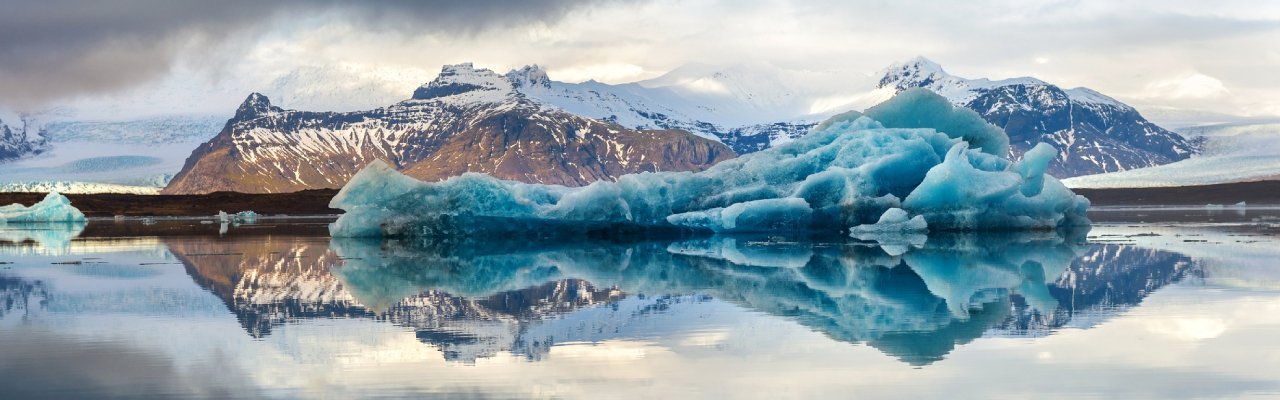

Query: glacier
[0,192,87,223]
[329,89,1090,238]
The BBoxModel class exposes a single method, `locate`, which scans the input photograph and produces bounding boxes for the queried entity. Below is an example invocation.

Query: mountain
[0,110,47,162]
[1064,121,1280,188]
[505,63,852,154]
[164,65,735,194]
[878,57,1198,177]
[1,63,429,193]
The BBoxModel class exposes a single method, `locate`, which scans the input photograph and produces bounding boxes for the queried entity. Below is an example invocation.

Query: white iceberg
[329,89,1090,237]
[0,192,87,223]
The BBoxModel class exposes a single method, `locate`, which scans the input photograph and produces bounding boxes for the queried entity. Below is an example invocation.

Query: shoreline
[3,180,1279,218]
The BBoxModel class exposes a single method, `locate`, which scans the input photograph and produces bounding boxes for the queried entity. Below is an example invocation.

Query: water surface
[2,214,1279,399]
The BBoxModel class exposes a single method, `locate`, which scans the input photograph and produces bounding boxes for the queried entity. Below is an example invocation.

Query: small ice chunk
[0,192,87,223]
[217,211,230,223]
[849,208,929,255]
[849,208,928,234]
[235,211,258,223]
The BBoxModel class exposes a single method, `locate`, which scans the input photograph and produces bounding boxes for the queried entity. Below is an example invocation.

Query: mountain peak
[411,63,512,101]
[878,56,952,90]
[234,93,280,119]
[505,65,550,88]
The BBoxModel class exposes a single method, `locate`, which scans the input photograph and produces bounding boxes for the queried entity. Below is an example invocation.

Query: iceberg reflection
[159,227,1204,366]
[0,222,86,256]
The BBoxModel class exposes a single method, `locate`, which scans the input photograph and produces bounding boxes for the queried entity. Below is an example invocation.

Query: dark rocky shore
[2,180,1278,218]
[0,189,340,217]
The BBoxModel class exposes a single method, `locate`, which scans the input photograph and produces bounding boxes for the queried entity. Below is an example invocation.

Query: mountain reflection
[157,228,1200,365]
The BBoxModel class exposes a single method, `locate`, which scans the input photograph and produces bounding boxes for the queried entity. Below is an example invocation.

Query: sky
[2,0,1279,117]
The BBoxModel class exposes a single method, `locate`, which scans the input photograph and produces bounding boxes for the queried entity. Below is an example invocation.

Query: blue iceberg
[329,88,1090,237]
[0,192,87,223]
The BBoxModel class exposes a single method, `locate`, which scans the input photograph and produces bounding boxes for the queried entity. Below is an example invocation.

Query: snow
[329,89,1090,237]
[0,192,87,223]
[1063,123,1280,188]
[879,56,1124,108]
[0,181,161,195]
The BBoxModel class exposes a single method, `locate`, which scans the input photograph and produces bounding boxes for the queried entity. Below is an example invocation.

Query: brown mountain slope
[164,90,734,194]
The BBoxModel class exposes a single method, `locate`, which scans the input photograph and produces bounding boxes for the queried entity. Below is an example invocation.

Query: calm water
[3,211,1280,399]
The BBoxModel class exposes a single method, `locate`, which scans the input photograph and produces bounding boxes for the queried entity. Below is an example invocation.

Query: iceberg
[329,89,1090,237]
[0,192,87,223]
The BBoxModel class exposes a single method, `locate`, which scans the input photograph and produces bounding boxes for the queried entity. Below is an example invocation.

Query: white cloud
[5,0,1280,117]
[546,63,653,84]
[1144,73,1231,100]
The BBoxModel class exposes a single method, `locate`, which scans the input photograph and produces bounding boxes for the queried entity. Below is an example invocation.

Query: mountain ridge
[878,57,1198,177]
[164,87,734,194]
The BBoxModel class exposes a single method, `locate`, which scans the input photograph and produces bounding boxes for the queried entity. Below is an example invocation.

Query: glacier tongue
[0,192,87,223]
[329,90,1090,238]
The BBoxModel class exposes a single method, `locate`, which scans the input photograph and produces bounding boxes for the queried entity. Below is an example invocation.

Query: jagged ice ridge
[328,89,1091,237]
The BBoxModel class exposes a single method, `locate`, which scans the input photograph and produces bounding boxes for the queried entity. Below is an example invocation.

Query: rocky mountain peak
[411,63,512,101]
[505,65,551,88]
[878,56,951,90]
[234,93,280,120]
[870,57,1196,177]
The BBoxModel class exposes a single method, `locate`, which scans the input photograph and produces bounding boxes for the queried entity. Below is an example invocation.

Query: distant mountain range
[6,57,1216,194]
[164,69,734,193]
[878,57,1198,177]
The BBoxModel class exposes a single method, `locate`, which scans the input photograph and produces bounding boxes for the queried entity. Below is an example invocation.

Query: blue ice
[0,192,87,223]
[329,89,1090,237]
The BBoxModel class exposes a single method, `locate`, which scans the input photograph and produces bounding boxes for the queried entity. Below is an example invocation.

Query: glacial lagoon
[2,212,1280,399]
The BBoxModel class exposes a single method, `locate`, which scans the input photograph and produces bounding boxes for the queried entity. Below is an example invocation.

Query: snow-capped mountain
[505,63,856,154]
[164,65,735,194]
[1,63,428,193]
[879,57,1198,177]
[0,110,48,162]
[1064,122,1280,188]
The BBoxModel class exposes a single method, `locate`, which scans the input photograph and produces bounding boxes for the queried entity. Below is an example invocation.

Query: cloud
[3,0,1280,117]
[0,0,621,108]
[1143,73,1231,100]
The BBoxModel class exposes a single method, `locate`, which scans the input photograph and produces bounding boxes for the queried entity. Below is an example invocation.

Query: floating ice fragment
[850,208,928,234]
[0,192,87,223]
[329,90,1091,237]
[849,208,929,255]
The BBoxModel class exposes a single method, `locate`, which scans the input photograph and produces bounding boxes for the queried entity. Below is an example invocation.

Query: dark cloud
[0,0,618,109]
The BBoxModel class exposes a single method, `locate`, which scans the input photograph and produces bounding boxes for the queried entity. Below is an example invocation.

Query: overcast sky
[2,0,1278,117]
